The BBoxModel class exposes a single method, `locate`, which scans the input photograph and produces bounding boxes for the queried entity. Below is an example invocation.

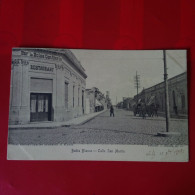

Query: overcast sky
[71,49,187,104]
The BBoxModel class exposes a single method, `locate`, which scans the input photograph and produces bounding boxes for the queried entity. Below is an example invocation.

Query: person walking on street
[141,101,146,119]
[110,105,114,117]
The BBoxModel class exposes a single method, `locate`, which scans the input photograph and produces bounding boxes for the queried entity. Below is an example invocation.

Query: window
[78,87,80,106]
[30,95,36,113]
[73,85,75,108]
[181,95,185,109]
[38,95,44,112]
[82,90,84,107]
[82,90,84,114]
[172,90,176,107]
[45,96,49,112]
[65,82,68,109]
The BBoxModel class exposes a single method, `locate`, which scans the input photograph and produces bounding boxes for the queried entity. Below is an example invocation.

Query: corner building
[9,48,87,125]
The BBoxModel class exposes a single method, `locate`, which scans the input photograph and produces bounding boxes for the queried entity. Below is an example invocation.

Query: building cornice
[12,48,87,79]
[134,72,187,98]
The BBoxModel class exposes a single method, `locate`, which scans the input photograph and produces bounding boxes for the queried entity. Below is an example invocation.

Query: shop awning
[147,95,155,106]
[95,100,103,106]
[130,101,137,107]
[138,99,142,103]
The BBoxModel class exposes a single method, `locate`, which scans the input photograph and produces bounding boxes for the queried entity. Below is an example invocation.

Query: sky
[71,49,187,104]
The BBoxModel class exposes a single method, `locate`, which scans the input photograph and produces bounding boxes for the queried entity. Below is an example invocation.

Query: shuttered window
[65,82,68,109]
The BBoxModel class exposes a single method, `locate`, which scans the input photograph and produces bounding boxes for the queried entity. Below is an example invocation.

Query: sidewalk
[9,109,107,130]
[132,114,188,121]
[124,109,188,121]
[157,111,188,119]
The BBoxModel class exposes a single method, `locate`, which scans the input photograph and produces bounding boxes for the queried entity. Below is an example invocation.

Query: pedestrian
[110,105,114,117]
[141,102,146,119]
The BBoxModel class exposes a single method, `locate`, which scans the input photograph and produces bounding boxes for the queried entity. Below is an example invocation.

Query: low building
[105,91,112,108]
[116,101,123,109]
[134,72,188,116]
[95,88,107,111]
[9,48,87,125]
[85,88,96,114]
[122,97,134,110]
[85,87,108,114]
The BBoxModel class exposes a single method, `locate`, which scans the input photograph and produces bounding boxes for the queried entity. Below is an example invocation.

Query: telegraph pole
[134,71,140,103]
[163,50,170,132]
[158,51,180,137]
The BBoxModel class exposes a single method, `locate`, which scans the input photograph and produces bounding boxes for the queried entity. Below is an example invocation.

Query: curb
[9,125,62,130]
[9,109,108,130]
[77,109,108,125]
[64,109,108,126]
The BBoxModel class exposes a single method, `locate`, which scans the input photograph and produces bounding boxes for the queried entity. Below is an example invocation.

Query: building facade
[134,72,188,116]
[9,48,87,125]
[85,88,96,114]
[105,91,112,109]
[122,97,134,110]
[85,87,109,114]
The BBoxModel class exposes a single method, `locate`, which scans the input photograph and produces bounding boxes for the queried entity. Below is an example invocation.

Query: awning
[131,101,137,107]
[147,95,155,106]
[138,99,142,103]
[95,100,103,106]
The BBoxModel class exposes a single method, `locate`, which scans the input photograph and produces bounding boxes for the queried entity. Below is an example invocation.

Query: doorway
[30,93,52,122]
[172,90,177,115]
[82,90,84,114]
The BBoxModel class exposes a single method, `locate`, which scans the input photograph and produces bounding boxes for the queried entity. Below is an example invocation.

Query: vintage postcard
[7,48,188,161]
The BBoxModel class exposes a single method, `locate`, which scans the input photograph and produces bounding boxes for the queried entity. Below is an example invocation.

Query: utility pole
[134,71,140,103]
[158,51,180,137]
[163,50,170,132]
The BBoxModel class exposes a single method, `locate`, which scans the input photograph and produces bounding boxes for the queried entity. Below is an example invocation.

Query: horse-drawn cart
[132,96,159,118]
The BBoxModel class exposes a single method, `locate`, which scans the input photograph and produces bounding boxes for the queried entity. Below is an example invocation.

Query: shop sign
[21,50,61,61]
[30,64,54,72]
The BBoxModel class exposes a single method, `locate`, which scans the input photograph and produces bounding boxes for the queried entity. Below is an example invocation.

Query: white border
[7,144,188,162]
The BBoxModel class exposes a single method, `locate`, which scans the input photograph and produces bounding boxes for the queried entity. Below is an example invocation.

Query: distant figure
[154,104,159,117]
[110,105,114,117]
[141,102,146,119]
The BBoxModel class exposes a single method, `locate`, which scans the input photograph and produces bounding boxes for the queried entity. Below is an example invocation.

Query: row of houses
[117,72,188,117]
[85,88,112,114]
[116,97,134,110]
[9,48,111,125]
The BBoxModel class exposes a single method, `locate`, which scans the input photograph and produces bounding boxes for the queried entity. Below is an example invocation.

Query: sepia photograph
[7,48,188,161]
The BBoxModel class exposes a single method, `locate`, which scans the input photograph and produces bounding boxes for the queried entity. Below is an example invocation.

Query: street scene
[8,108,188,146]
[8,48,188,148]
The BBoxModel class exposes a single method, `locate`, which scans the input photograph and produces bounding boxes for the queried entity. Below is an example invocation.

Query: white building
[9,48,87,125]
